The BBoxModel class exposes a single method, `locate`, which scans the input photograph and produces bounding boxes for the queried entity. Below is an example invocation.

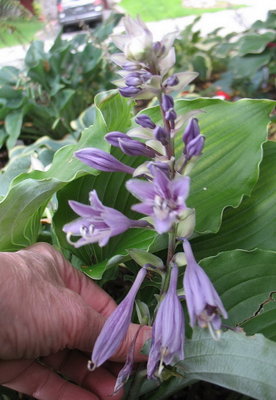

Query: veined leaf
[145,329,276,400]
[191,141,276,259]
[201,249,276,340]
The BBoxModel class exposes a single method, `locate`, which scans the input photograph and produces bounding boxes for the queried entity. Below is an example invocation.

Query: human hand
[0,243,151,400]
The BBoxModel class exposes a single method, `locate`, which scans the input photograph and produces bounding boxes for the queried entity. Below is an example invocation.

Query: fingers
[25,243,117,317]
[111,323,152,363]
[0,359,100,400]
[42,350,123,400]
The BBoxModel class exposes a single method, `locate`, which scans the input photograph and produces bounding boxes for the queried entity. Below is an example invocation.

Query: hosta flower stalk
[62,15,226,390]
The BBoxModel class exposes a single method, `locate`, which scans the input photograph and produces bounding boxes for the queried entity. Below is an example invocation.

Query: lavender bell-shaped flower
[126,165,190,234]
[63,190,149,247]
[147,266,185,378]
[75,148,135,174]
[89,267,148,370]
[183,239,227,339]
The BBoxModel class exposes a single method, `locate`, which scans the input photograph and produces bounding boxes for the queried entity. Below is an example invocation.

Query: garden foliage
[0,12,275,400]
[0,13,122,149]
[175,11,276,98]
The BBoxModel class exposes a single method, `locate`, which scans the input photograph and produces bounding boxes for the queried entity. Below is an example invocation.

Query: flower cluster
[63,16,227,390]
[111,16,198,101]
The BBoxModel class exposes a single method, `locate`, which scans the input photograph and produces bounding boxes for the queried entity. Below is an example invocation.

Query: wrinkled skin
[0,243,151,400]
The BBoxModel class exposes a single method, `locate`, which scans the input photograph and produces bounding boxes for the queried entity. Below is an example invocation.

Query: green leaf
[145,98,274,233]
[0,92,133,251]
[5,109,24,150]
[229,52,271,79]
[94,89,134,133]
[0,66,20,85]
[25,40,46,68]
[191,141,276,259]
[237,32,276,56]
[145,329,276,400]
[128,248,164,268]
[200,249,276,340]
[53,89,75,112]
[0,136,76,197]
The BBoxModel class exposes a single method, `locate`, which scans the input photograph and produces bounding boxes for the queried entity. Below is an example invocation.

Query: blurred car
[57,0,104,28]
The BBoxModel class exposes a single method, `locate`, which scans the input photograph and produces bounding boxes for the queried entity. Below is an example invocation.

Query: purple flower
[75,148,135,175]
[125,75,144,87]
[126,166,190,234]
[114,326,142,393]
[164,75,179,87]
[161,94,174,112]
[147,266,184,378]
[135,114,156,129]
[183,239,227,339]
[185,135,205,159]
[89,267,147,370]
[165,109,177,123]
[105,131,156,158]
[119,86,142,98]
[183,118,205,160]
[154,126,170,146]
[153,41,165,57]
[122,61,142,71]
[63,190,149,247]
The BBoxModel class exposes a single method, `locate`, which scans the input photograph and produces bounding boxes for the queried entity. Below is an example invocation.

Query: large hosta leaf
[144,329,276,400]
[191,141,276,259]
[145,98,274,233]
[0,92,132,251]
[201,249,276,340]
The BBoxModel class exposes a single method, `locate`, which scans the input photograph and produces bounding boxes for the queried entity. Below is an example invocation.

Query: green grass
[0,19,44,48]
[119,0,244,22]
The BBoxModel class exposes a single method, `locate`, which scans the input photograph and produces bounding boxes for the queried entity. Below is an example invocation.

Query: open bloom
[147,266,185,378]
[63,190,149,247]
[90,267,147,370]
[183,239,227,339]
[126,166,190,233]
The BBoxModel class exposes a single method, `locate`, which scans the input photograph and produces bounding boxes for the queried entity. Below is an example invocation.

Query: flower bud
[125,74,143,87]
[161,94,174,112]
[164,75,179,87]
[119,86,142,98]
[154,126,170,146]
[122,61,142,71]
[153,41,165,57]
[105,131,156,158]
[135,114,156,129]
[75,148,135,174]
